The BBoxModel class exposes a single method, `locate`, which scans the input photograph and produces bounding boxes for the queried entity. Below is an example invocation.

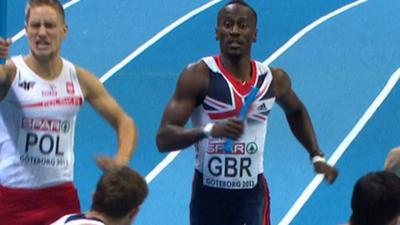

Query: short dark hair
[350,171,400,225]
[217,0,258,25]
[25,0,66,24]
[91,166,149,219]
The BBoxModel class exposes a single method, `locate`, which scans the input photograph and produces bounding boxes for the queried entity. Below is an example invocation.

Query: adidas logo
[257,103,268,112]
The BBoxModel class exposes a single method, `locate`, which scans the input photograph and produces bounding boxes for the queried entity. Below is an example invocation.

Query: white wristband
[202,123,214,137]
[312,155,326,164]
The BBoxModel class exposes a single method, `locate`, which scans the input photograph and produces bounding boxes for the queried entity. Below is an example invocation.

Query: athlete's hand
[95,156,124,172]
[0,37,11,59]
[211,118,244,139]
[313,162,338,184]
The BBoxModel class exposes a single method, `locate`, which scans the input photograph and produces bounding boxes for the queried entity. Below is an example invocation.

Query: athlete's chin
[225,46,245,54]
[225,51,244,58]
[31,50,55,61]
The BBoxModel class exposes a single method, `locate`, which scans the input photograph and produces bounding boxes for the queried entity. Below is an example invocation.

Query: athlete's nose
[229,24,240,35]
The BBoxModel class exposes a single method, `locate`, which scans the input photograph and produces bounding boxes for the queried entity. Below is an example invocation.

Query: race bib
[17,117,71,169]
[202,141,259,189]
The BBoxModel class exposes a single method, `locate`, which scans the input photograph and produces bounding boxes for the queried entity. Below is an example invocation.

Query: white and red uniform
[0,55,84,224]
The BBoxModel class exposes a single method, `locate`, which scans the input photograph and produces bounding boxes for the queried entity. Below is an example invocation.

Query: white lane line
[99,0,224,83]
[63,0,80,8]
[278,68,400,225]
[11,0,81,43]
[145,151,180,183]
[263,0,367,66]
[328,68,400,165]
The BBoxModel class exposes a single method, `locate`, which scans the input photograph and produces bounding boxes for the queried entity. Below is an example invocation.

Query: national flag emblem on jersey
[66,81,75,94]
[204,90,243,120]
[203,86,272,122]
[201,55,275,122]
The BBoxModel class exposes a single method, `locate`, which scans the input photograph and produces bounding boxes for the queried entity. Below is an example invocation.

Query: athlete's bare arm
[156,61,244,152]
[272,67,338,183]
[76,67,137,165]
[0,37,11,60]
[156,61,209,152]
[0,37,15,100]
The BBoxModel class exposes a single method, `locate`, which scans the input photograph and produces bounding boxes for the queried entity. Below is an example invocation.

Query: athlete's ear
[62,24,68,40]
[129,207,140,219]
[215,27,220,40]
[253,28,257,42]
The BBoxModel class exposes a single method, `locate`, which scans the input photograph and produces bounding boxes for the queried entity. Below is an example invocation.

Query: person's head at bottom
[90,166,148,225]
[350,171,400,225]
[384,147,400,177]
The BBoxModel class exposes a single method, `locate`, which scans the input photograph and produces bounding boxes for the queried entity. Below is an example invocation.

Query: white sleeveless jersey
[50,214,105,225]
[191,55,275,190]
[0,55,84,188]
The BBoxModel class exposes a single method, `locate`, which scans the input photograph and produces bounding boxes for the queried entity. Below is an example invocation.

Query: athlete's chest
[204,72,274,122]
[9,72,83,116]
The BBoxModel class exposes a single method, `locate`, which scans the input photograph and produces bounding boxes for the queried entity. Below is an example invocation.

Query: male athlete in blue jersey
[156,1,338,225]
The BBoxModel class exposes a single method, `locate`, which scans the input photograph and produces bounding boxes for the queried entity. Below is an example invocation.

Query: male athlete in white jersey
[51,165,148,225]
[156,1,338,225]
[0,0,137,224]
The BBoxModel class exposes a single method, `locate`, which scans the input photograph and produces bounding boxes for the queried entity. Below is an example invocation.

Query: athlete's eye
[239,22,248,29]
[223,20,233,29]
[44,22,56,29]
[29,22,41,29]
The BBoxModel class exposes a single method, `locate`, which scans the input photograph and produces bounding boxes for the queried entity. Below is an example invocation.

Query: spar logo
[207,142,258,155]
[22,117,61,132]
[22,117,70,133]
[246,142,258,154]
[207,142,245,155]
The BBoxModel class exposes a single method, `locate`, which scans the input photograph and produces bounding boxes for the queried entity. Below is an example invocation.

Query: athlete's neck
[86,210,128,225]
[24,54,63,80]
[219,54,252,82]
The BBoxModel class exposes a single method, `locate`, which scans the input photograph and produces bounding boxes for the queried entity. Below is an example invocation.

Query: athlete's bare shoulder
[174,61,209,105]
[0,60,16,84]
[0,60,17,99]
[270,67,292,99]
[177,59,210,98]
[184,59,209,77]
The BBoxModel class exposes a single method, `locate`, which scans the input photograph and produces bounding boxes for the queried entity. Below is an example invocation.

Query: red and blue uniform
[190,55,275,225]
